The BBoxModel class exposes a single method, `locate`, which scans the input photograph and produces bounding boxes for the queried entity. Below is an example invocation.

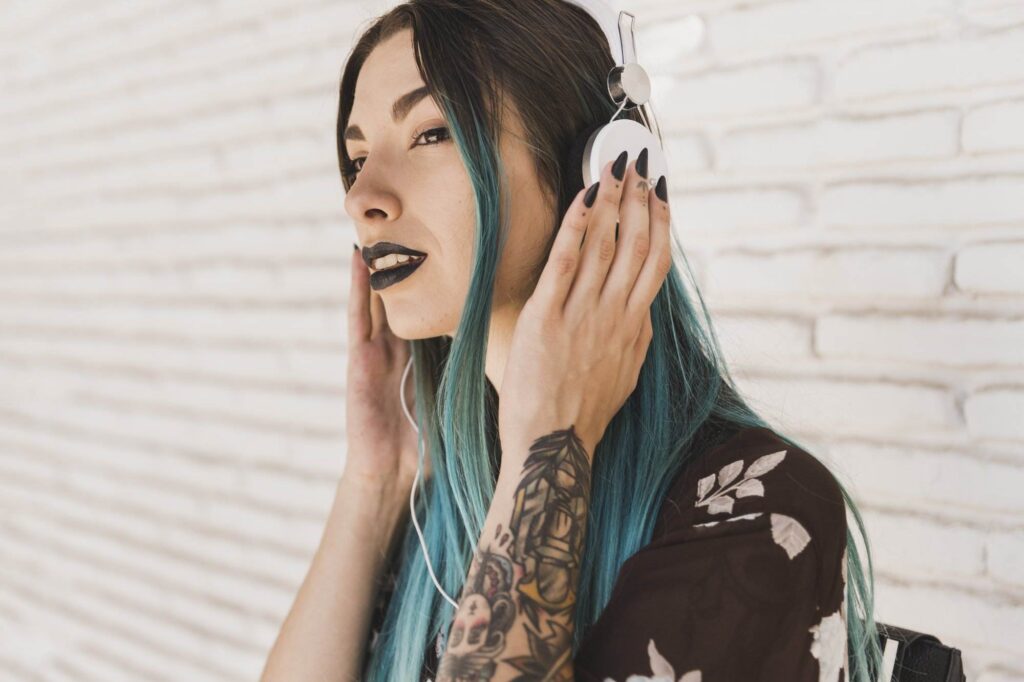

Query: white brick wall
[0,0,1021,680]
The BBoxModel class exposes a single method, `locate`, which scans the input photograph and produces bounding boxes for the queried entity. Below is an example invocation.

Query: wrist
[499,423,598,480]
[336,473,411,539]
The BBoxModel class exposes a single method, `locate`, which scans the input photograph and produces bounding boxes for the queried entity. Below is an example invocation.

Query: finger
[528,175,602,315]
[601,147,653,311]
[625,174,672,327]
[348,244,372,344]
[633,308,653,353]
[369,289,387,341]
[566,150,629,310]
[630,310,654,387]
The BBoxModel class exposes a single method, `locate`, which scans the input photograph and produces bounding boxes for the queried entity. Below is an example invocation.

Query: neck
[483,300,523,397]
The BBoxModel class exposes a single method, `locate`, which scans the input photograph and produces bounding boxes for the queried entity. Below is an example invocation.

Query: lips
[368,256,425,291]
[361,241,427,270]
[358,240,428,291]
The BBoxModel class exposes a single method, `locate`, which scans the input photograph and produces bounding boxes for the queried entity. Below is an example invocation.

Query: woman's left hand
[497,150,672,472]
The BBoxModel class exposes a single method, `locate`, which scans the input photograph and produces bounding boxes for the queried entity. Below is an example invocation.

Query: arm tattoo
[437,425,592,681]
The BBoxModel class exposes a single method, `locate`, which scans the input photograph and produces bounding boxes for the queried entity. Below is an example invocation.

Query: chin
[382,309,451,341]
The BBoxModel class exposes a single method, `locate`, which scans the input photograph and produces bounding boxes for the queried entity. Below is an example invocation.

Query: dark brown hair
[336,0,644,233]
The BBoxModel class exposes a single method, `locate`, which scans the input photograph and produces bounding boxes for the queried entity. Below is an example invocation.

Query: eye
[344,125,451,183]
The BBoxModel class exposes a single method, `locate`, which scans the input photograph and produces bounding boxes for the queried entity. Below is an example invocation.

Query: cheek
[493,209,551,303]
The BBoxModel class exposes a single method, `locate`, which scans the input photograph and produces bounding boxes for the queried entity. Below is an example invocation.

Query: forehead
[349,29,425,123]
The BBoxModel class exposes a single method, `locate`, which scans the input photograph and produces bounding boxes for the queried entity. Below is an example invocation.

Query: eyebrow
[344,85,432,143]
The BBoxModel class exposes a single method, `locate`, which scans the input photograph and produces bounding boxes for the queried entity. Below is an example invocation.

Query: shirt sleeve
[572,433,849,682]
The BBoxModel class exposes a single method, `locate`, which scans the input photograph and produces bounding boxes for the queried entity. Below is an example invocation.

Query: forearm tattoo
[437,425,592,681]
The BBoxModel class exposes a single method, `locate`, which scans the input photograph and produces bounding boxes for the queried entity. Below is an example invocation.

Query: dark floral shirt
[368,426,849,682]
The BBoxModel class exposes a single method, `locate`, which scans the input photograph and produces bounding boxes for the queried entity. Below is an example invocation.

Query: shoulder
[656,426,846,538]
[649,426,847,589]
[574,426,851,678]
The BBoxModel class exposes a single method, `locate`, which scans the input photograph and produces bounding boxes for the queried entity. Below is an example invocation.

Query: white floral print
[602,638,701,682]
[806,544,849,682]
[693,449,812,560]
[695,449,787,516]
[770,513,812,559]
[809,607,846,682]
[692,511,763,528]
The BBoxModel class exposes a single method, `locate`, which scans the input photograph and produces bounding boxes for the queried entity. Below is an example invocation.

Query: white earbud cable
[400,355,460,610]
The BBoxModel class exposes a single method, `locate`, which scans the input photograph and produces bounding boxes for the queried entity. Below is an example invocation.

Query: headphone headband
[561,0,626,65]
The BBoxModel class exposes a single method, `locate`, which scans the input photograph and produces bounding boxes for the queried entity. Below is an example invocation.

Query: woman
[261,1,883,680]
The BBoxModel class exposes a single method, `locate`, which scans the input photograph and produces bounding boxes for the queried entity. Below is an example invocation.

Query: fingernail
[655,175,668,202]
[584,181,600,208]
[636,147,648,179]
[353,242,359,251]
[611,150,628,181]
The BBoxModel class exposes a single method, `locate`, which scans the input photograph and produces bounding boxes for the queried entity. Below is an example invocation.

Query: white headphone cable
[400,355,460,610]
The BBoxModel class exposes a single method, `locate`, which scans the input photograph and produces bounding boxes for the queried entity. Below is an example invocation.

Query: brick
[832,440,1024,514]
[707,247,947,299]
[720,110,958,170]
[817,314,1024,366]
[709,0,951,57]
[836,27,1024,101]
[238,466,336,514]
[820,175,1024,228]
[963,0,1024,28]
[710,314,814,365]
[988,530,1024,588]
[638,14,707,68]
[674,186,807,231]
[861,508,985,578]
[956,241,1024,295]
[0,476,309,588]
[0,299,334,342]
[738,376,959,436]
[0,548,224,676]
[964,387,1024,440]
[977,670,1024,682]
[874,580,1017,655]
[664,132,712,173]
[963,99,1024,153]
[659,59,819,120]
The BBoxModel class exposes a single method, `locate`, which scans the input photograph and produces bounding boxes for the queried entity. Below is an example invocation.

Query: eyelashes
[344,126,451,183]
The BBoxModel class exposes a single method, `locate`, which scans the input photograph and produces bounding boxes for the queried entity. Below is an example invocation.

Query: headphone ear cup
[564,121,604,205]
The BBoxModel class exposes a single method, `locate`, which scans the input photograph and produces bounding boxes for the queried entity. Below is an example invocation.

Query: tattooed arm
[432,152,668,680]
[436,424,594,682]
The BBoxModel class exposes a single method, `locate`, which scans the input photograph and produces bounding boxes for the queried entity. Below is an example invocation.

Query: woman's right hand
[343,244,429,495]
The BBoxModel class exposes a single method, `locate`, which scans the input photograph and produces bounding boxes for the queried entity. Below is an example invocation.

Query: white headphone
[399,0,668,623]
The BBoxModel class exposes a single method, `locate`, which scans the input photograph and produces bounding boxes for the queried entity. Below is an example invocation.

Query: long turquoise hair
[336,1,883,679]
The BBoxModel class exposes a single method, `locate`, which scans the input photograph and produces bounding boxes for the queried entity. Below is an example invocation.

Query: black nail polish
[612,150,628,181]
[353,242,359,251]
[636,147,648,179]
[655,175,668,202]
[584,181,600,208]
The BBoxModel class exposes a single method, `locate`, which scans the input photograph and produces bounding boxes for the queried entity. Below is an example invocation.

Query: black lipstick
[368,256,426,291]
[361,240,428,291]
[362,241,427,268]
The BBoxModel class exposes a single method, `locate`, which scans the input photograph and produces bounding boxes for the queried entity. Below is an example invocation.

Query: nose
[343,159,402,224]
